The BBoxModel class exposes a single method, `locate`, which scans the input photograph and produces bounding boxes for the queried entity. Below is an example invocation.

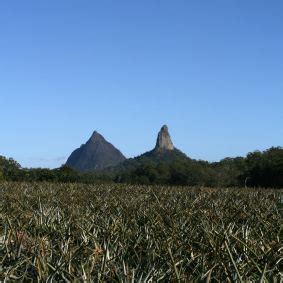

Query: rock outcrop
[154,125,174,151]
[66,131,126,172]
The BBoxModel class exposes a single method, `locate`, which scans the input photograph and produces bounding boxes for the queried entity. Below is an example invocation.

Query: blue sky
[0,0,282,168]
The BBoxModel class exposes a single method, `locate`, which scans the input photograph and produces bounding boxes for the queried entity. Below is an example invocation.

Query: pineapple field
[1,183,282,281]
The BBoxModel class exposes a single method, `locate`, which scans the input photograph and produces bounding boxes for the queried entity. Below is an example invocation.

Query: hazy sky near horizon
[1,0,282,168]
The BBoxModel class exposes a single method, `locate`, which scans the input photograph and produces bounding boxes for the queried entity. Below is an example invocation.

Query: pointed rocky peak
[155,125,174,151]
[66,130,126,172]
[89,131,105,143]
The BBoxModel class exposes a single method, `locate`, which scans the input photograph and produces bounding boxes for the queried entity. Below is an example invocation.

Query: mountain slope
[106,125,189,175]
[142,124,188,161]
[66,131,126,172]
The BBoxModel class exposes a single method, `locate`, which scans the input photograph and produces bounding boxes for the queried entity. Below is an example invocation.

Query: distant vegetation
[0,146,282,188]
[114,147,283,188]
[1,183,282,281]
[0,156,109,184]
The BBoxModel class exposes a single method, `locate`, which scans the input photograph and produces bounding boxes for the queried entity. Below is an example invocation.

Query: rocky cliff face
[66,131,126,172]
[154,125,174,151]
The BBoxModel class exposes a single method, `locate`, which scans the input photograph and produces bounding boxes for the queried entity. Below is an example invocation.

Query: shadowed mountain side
[66,131,126,172]
[106,149,189,174]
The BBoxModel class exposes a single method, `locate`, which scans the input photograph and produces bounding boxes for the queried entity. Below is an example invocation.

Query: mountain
[155,125,174,151]
[107,125,189,175]
[136,124,188,162]
[66,131,126,172]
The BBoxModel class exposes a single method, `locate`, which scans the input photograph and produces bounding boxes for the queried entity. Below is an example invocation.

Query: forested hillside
[1,146,282,188]
[113,147,283,188]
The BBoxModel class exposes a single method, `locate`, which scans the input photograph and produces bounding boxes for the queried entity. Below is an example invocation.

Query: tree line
[0,147,282,188]
[114,147,283,188]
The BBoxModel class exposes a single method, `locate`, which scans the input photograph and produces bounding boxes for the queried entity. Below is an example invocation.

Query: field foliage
[1,183,282,281]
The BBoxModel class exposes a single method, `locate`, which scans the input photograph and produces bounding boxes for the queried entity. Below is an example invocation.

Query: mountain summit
[155,125,174,151]
[66,131,126,172]
[110,125,188,173]
[144,124,187,161]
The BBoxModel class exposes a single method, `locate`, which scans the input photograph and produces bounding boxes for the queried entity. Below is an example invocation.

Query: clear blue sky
[1,0,282,168]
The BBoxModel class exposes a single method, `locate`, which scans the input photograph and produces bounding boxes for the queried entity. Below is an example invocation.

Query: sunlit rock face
[154,125,174,151]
